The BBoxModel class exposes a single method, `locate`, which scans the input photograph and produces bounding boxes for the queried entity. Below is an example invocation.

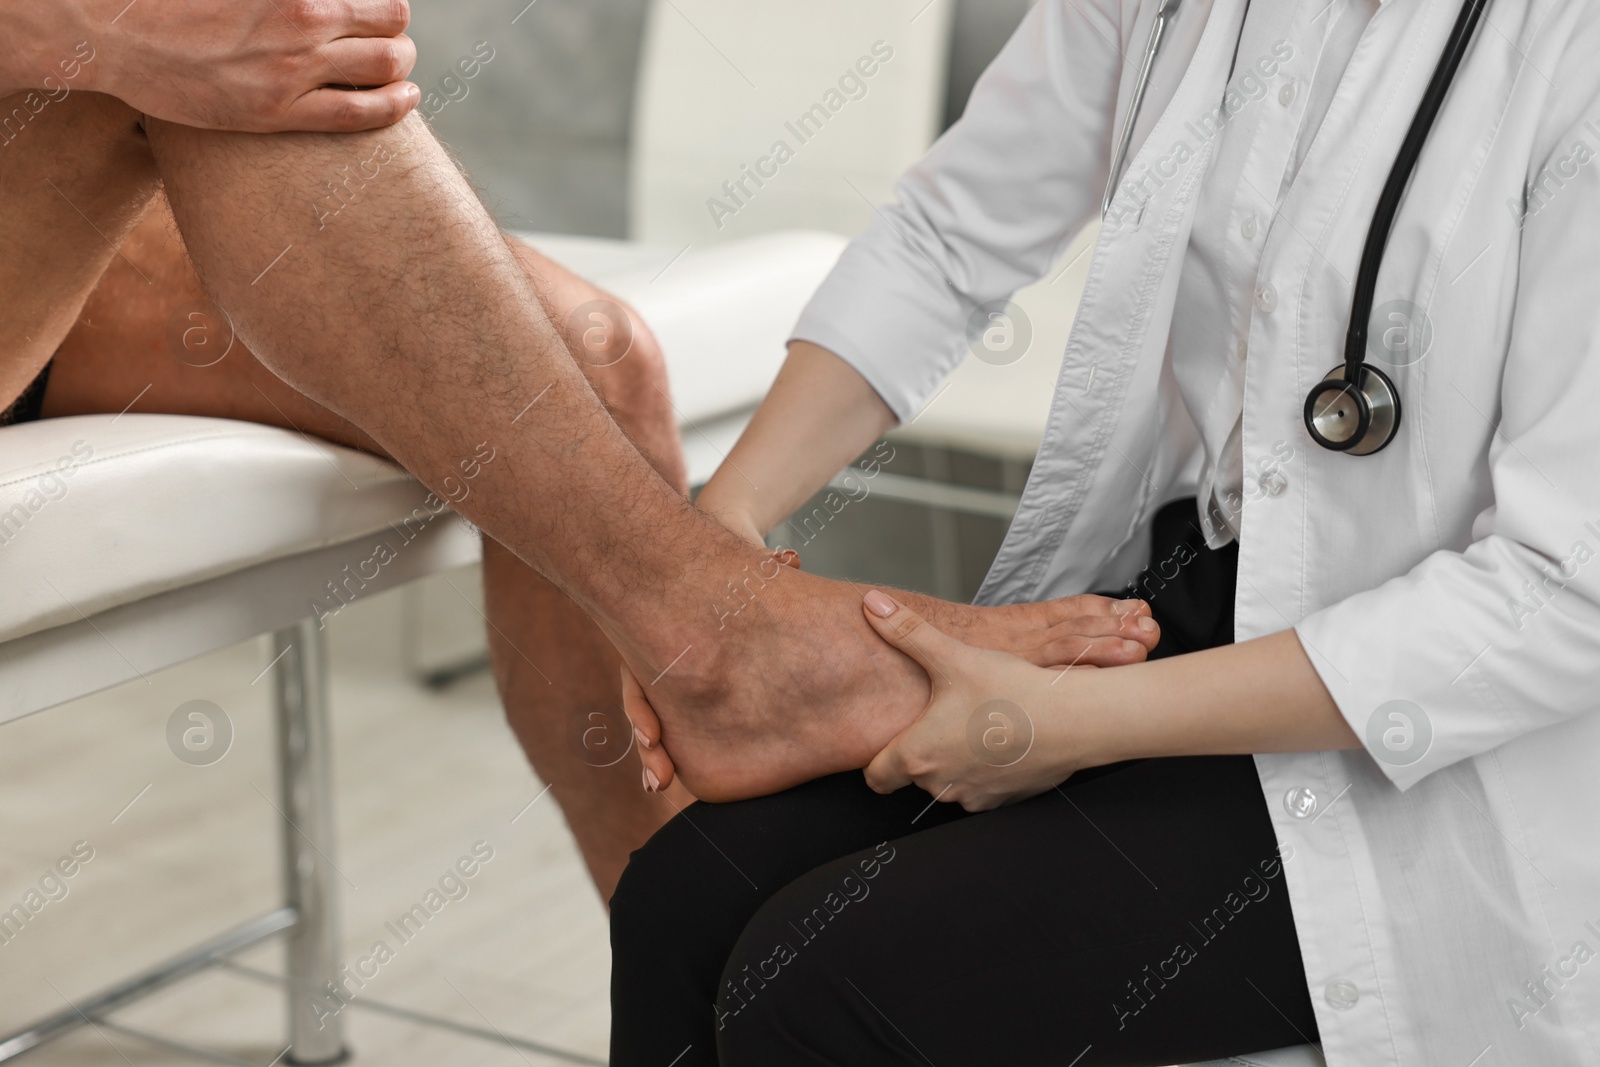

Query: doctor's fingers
[861,591,972,684]
[863,731,919,795]
[864,745,1011,812]
[621,667,676,792]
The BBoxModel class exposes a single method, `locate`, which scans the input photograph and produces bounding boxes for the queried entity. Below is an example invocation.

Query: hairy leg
[22,92,1133,809]
[0,91,159,403]
[41,193,691,899]
[135,110,955,804]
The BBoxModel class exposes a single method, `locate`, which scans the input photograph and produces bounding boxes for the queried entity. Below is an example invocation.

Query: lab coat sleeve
[1295,99,1600,791]
[790,0,1126,422]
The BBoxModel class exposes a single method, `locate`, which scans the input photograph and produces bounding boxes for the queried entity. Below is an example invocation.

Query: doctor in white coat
[613,0,1600,1064]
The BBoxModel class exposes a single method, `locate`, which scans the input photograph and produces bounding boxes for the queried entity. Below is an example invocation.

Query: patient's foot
[618,554,1155,803]
[627,566,926,802]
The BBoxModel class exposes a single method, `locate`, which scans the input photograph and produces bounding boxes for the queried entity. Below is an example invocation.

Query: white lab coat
[793,0,1600,1062]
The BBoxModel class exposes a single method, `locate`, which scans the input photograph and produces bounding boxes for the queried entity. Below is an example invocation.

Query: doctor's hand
[623,584,1157,795]
[15,0,419,132]
[862,590,1088,812]
[624,582,1157,795]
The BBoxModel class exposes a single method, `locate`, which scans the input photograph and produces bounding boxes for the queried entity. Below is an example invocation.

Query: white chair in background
[0,416,487,1064]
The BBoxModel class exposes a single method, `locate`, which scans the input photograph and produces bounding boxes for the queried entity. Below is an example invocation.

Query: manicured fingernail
[776,549,801,569]
[864,590,897,618]
[1138,616,1158,635]
[634,727,652,750]
[643,768,660,793]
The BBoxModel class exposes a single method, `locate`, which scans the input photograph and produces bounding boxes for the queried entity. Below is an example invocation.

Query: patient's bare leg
[0,91,159,407]
[43,197,692,899]
[1,90,922,811]
[139,112,951,802]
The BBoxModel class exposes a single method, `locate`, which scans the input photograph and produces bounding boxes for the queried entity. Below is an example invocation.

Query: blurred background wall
[407,0,1034,238]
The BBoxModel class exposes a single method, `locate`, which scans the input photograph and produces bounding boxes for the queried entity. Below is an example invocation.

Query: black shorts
[0,361,53,427]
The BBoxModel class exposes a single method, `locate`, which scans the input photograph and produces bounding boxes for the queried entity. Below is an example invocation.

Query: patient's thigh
[0,91,159,409]
[40,194,380,453]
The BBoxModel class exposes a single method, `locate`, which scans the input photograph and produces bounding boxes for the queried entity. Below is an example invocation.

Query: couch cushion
[515,230,848,425]
[0,415,429,644]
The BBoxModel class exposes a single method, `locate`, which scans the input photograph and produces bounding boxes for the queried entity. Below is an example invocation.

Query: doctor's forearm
[1068,630,1360,767]
[696,340,895,541]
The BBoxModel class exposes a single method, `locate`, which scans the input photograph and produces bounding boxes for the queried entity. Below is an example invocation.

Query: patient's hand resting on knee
[3,0,419,133]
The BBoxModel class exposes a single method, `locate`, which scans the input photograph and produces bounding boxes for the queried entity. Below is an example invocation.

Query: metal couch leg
[273,620,349,1065]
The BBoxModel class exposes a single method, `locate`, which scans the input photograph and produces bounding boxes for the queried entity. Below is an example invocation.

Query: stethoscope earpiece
[1303,363,1401,456]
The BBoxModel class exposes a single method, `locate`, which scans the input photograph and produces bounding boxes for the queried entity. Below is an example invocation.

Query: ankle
[626,542,788,682]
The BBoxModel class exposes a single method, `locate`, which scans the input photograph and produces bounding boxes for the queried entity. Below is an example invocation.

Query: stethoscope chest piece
[1304,363,1401,455]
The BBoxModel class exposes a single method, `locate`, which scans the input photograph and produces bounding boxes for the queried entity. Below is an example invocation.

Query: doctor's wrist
[1038,665,1144,776]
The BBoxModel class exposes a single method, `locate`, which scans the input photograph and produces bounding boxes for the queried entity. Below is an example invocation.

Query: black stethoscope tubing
[1102,0,1493,456]
[1343,0,1492,374]
[1305,0,1492,454]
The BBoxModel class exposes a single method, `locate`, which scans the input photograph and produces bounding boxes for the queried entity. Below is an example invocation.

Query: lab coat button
[1241,215,1258,239]
[1284,785,1319,819]
[1258,469,1287,496]
[1325,979,1360,1010]
[1279,82,1298,107]
[1255,284,1277,314]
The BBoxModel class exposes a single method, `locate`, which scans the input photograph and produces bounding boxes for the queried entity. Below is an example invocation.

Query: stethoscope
[1102,0,1492,456]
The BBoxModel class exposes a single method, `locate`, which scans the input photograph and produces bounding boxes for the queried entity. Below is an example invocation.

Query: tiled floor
[0,579,610,1066]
